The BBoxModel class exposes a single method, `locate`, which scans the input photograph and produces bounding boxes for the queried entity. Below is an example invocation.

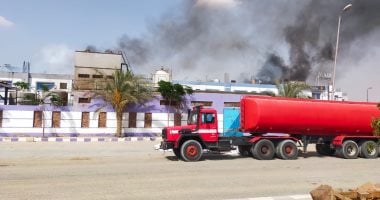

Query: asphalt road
[0,141,379,200]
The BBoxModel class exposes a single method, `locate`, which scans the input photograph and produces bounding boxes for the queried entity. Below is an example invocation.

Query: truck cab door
[199,112,218,142]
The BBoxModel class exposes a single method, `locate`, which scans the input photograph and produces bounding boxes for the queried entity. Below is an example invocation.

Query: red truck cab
[161,106,236,161]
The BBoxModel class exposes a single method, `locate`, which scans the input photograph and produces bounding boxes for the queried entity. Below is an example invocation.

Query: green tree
[20,91,63,106]
[94,69,153,137]
[14,81,29,90]
[372,103,380,136]
[277,81,310,98]
[157,80,193,111]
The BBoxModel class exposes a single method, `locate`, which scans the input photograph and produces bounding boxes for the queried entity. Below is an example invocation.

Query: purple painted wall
[0,92,245,113]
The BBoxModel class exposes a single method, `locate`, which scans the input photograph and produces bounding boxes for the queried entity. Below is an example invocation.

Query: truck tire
[339,140,359,159]
[180,140,203,162]
[173,148,181,159]
[358,140,379,159]
[251,139,275,160]
[276,140,298,160]
[316,143,336,156]
[238,145,252,157]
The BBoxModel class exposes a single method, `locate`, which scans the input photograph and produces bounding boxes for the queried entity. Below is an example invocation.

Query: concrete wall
[0,92,247,137]
[74,51,124,69]
[0,109,189,137]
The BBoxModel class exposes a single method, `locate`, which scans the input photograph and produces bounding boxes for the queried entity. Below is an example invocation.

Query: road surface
[0,141,379,199]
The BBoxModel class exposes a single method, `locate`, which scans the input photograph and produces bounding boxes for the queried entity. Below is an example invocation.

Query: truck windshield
[187,111,198,125]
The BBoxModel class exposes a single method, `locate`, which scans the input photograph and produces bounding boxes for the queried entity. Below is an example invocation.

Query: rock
[310,185,334,200]
[310,183,380,200]
[356,182,377,193]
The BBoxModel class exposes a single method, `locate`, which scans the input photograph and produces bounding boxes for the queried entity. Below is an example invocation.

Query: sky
[1,0,380,102]
[0,0,181,72]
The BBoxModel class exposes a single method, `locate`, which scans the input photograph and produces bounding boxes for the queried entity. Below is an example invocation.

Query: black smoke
[258,0,380,83]
[112,0,380,83]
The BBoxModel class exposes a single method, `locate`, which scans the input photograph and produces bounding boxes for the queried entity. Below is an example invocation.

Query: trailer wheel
[358,140,379,159]
[180,140,203,162]
[339,140,359,159]
[238,146,252,157]
[173,148,181,159]
[276,140,298,160]
[316,143,336,156]
[251,139,275,160]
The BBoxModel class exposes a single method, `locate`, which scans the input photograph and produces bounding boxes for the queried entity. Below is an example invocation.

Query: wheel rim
[186,145,198,157]
[261,146,269,154]
[285,145,294,155]
[366,143,376,156]
[346,145,357,156]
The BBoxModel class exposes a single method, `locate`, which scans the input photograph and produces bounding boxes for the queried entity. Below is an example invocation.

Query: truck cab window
[202,113,215,124]
[188,111,198,125]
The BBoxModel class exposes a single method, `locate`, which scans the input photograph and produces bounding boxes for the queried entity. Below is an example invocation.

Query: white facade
[0,71,73,105]
[0,110,189,137]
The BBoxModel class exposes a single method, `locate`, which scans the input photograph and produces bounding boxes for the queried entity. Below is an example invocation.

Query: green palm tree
[372,103,380,136]
[95,69,153,137]
[157,80,193,110]
[157,81,193,126]
[277,81,310,98]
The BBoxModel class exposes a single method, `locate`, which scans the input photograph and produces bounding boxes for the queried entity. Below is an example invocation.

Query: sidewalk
[0,136,161,142]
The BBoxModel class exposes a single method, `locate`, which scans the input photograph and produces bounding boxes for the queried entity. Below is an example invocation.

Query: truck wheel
[238,145,252,157]
[359,140,379,159]
[251,139,275,160]
[180,140,203,162]
[340,140,359,159]
[316,143,336,156]
[276,140,298,160]
[173,148,181,159]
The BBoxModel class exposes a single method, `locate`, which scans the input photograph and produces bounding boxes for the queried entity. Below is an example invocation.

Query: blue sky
[0,0,181,73]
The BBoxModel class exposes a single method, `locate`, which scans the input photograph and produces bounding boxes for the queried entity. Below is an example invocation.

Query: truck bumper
[160,141,174,150]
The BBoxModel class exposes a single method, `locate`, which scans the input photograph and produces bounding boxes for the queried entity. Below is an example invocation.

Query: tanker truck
[160,95,380,161]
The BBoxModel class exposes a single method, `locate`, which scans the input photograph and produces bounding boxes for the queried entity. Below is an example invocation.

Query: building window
[191,101,213,107]
[78,74,90,78]
[81,112,89,128]
[160,100,179,106]
[78,98,91,103]
[174,113,182,126]
[93,75,104,78]
[52,111,61,128]
[224,102,240,107]
[98,112,107,128]
[33,111,42,128]
[106,75,114,79]
[128,112,137,128]
[36,82,55,91]
[144,113,152,128]
[59,82,67,89]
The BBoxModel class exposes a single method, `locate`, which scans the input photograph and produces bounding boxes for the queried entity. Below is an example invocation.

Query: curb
[0,137,161,143]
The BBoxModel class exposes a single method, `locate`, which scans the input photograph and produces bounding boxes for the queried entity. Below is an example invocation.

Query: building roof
[173,80,277,89]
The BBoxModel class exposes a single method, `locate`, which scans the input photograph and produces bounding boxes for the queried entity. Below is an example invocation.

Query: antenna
[120,51,132,71]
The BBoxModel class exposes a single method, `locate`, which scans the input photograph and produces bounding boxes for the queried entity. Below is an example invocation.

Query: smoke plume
[110,0,380,99]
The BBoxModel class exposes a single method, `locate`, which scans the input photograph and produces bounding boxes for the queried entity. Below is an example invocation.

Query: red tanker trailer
[160,95,380,161]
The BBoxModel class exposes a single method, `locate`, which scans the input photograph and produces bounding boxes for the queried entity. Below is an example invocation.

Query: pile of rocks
[310,182,380,200]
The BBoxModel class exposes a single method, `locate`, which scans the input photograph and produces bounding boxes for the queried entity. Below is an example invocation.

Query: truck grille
[162,128,167,139]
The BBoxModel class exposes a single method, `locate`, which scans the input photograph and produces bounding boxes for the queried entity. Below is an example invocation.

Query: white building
[152,67,171,87]
[0,71,73,105]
